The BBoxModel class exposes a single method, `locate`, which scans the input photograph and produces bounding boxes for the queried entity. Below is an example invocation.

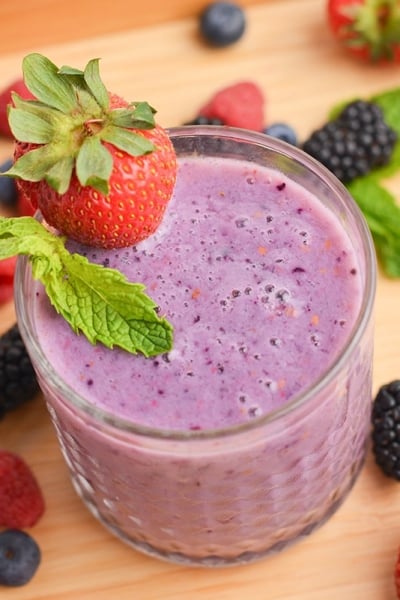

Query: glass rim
[15,125,377,442]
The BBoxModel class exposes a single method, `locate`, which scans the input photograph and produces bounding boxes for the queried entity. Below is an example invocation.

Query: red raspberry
[198,81,265,131]
[0,450,45,528]
[0,78,35,138]
[0,257,17,305]
[395,547,400,599]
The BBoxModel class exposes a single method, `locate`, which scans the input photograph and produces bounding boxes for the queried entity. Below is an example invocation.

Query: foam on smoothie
[33,155,362,431]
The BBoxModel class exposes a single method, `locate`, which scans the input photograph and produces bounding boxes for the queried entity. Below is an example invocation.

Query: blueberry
[263,123,298,146]
[0,158,18,207]
[200,2,246,47]
[184,115,225,126]
[0,529,41,587]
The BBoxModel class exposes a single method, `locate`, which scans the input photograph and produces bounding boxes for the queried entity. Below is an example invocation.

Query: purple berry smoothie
[16,128,376,566]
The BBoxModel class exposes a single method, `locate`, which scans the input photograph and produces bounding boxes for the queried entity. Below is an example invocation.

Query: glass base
[71,453,366,568]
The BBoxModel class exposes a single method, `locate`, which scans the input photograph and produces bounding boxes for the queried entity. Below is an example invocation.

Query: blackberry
[302,100,397,183]
[371,380,400,480]
[183,115,225,126]
[0,529,41,586]
[0,324,39,418]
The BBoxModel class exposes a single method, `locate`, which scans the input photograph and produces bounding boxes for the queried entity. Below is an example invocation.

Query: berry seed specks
[4,54,178,250]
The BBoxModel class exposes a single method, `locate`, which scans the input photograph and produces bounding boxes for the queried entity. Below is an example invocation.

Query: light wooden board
[0,0,265,54]
[1,1,400,598]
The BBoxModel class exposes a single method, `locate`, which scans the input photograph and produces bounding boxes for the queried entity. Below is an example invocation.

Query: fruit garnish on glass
[327,0,400,63]
[0,53,177,357]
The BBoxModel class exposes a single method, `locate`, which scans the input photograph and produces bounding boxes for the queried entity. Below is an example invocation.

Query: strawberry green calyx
[338,0,400,61]
[4,53,157,195]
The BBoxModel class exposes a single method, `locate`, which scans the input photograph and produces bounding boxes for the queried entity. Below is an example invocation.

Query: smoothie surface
[33,155,363,431]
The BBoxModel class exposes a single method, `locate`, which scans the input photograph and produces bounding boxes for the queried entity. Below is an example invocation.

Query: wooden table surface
[1,1,400,598]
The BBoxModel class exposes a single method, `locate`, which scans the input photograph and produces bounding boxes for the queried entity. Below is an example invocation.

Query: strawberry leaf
[10,92,68,132]
[22,53,78,113]
[109,102,156,128]
[58,64,105,115]
[76,136,113,194]
[0,216,173,357]
[8,106,54,144]
[1,54,160,197]
[101,126,154,155]
[45,156,75,195]
[5,144,66,182]
[83,58,109,111]
[57,66,84,76]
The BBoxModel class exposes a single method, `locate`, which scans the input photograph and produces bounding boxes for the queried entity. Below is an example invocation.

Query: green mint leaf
[76,135,113,194]
[53,251,173,356]
[329,87,400,278]
[347,178,400,277]
[0,217,56,262]
[372,87,400,132]
[369,87,400,179]
[101,126,154,155]
[23,53,78,113]
[0,216,173,357]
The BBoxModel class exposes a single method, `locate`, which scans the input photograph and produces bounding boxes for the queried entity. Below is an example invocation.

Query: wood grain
[0,0,266,54]
[1,1,400,598]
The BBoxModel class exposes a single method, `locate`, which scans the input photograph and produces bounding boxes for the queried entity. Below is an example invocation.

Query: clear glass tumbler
[15,127,376,567]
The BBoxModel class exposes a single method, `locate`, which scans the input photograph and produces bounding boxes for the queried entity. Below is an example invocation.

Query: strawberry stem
[1,54,158,195]
[351,0,400,60]
[84,118,104,135]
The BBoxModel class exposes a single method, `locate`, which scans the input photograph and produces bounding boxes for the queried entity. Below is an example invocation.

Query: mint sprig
[330,87,400,278]
[347,178,400,277]
[0,216,173,357]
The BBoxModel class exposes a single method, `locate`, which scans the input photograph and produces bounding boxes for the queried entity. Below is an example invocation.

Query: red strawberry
[12,141,41,215]
[0,450,45,528]
[17,188,36,217]
[395,547,400,599]
[328,0,400,62]
[6,54,177,249]
[15,117,176,249]
[0,78,35,138]
[0,257,17,305]
[198,81,265,131]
